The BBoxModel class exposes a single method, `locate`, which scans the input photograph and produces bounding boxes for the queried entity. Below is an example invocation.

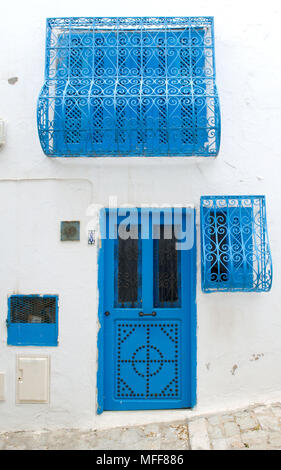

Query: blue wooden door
[98,208,196,412]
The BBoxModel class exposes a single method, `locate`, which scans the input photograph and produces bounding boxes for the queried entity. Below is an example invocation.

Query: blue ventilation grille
[200,196,272,292]
[7,295,58,346]
[37,17,221,157]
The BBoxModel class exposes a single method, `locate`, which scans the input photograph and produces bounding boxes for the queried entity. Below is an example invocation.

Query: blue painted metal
[190,210,197,407]
[200,195,273,292]
[7,295,58,346]
[97,208,197,412]
[97,211,106,414]
[37,17,220,157]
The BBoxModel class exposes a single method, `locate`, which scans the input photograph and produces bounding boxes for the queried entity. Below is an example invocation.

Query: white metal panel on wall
[16,356,50,404]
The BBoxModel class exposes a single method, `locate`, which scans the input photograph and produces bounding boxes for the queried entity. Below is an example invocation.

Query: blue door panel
[99,208,196,411]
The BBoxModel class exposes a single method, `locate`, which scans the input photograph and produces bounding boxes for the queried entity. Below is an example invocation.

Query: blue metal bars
[37,17,221,157]
[200,196,272,292]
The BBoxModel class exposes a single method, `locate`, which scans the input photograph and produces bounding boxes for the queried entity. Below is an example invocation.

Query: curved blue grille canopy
[200,196,272,292]
[37,17,221,157]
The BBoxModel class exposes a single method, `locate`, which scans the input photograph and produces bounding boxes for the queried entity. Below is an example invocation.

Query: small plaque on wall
[60,221,80,241]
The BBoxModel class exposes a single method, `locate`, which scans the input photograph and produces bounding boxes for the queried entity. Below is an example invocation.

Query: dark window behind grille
[209,210,229,283]
[115,226,142,308]
[154,225,181,307]
[118,238,138,305]
[10,296,56,324]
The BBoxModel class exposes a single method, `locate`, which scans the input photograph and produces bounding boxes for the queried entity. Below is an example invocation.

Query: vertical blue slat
[190,209,197,407]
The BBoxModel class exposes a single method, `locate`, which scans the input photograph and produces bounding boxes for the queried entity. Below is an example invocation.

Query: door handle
[139,311,157,317]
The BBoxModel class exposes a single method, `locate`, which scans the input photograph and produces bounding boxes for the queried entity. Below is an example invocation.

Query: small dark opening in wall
[10,296,56,324]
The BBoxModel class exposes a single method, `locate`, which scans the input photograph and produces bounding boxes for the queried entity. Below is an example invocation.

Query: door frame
[97,207,197,414]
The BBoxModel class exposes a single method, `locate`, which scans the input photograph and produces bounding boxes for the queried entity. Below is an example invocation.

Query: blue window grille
[200,196,273,292]
[7,295,58,346]
[37,17,221,157]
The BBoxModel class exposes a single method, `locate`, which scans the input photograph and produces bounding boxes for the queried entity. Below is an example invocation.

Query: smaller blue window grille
[37,17,221,157]
[7,295,58,346]
[200,196,272,292]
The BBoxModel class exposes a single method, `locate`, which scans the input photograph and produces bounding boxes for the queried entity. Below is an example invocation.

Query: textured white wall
[0,0,281,431]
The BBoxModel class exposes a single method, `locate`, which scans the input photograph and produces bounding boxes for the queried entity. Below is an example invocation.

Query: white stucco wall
[0,0,281,431]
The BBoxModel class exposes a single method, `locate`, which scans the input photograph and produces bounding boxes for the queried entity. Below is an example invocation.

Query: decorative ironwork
[200,196,272,292]
[37,17,220,157]
[116,321,179,399]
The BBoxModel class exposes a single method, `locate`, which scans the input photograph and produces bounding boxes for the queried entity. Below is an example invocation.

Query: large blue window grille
[200,196,272,292]
[37,17,221,157]
[7,295,58,346]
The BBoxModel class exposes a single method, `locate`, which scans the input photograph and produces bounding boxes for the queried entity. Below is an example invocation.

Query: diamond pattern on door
[116,321,180,399]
